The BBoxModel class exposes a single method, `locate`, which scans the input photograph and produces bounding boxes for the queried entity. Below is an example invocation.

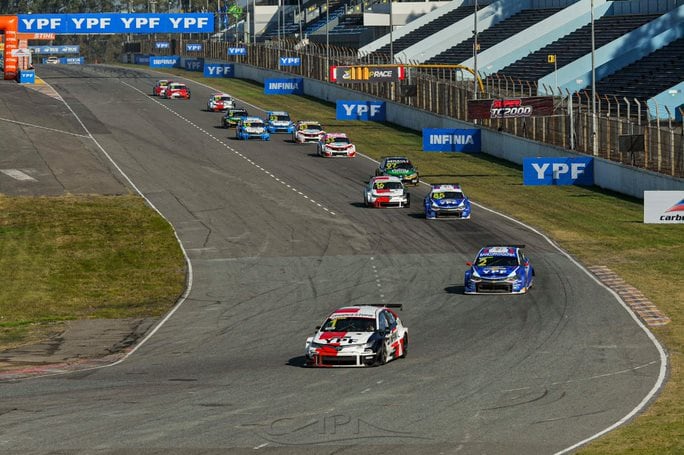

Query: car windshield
[432,191,463,200]
[327,136,349,144]
[218,96,231,102]
[392,162,414,170]
[302,124,321,131]
[229,110,247,117]
[271,114,290,121]
[322,317,376,332]
[476,255,519,267]
[245,121,262,127]
[374,181,403,191]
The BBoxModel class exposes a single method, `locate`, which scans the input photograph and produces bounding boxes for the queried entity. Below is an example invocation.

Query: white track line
[0,116,90,138]
[121,80,336,216]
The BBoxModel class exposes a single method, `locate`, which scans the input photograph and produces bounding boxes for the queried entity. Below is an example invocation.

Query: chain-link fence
[135,39,684,178]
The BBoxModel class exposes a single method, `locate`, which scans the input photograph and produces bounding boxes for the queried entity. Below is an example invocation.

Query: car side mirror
[466,261,473,266]
[315,325,320,331]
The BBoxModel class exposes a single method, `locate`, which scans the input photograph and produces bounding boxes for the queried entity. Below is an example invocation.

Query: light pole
[473,0,478,99]
[325,0,329,75]
[389,0,393,63]
[591,0,597,155]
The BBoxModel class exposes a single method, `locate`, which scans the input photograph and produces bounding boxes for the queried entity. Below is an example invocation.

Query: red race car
[152,79,172,96]
[162,82,191,99]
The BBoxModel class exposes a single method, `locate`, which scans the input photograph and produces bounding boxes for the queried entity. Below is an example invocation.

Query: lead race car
[464,245,535,294]
[305,304,408,367]
[162,82,191,99]
[424,183,471,219]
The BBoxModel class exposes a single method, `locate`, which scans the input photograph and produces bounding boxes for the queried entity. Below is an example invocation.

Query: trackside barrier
[127,38,683,195]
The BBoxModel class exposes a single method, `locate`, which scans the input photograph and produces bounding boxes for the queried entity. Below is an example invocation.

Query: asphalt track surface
[0,65,665,454]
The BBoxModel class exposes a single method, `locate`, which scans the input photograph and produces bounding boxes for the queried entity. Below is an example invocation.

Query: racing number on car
[375,182,385,189]
[386,162,397,169]
[477,257,489,266]
[432,192,445,200]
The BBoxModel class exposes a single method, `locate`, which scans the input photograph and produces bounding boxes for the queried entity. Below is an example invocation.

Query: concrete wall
[230,62,683,197]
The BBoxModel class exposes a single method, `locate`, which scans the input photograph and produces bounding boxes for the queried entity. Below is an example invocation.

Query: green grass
[151,67,684,453]
[0,194,186,348]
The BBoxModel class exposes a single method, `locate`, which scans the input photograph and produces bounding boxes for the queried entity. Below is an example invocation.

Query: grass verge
[150,67,683,454]
[0,194,186,349]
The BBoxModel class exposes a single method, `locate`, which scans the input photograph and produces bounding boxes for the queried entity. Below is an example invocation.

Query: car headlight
[431,202,440,208]
[471,269,481,278]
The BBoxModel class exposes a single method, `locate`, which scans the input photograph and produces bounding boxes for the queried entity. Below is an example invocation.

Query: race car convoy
[152,81,537,363]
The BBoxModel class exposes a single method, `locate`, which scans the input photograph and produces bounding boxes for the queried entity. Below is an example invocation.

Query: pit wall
[174,56,682,198]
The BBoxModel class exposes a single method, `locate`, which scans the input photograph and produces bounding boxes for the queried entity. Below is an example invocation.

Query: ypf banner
[523,157,594,186]
[336,100,386,121]
[18,13,214,34]
[30,45,80,54]
[203,63,234,78]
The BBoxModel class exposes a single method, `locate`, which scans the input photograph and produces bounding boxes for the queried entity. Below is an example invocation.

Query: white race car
[292,120,325,143]
[317,133,356,157]
[364,175,410,208]
[305,305,408,367]
[207,93,234,111]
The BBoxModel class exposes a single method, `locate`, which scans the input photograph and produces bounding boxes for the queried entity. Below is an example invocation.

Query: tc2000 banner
[468,97,555,120]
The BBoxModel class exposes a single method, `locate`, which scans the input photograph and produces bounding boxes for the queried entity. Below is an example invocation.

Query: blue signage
[336,100,386,121]
[422,128,481,152]
[17,70,35,84]
[155,41,170,49]
[186,43,203,52]
[134,54,150,65]
[264,78,304,95]
[279,57,301,67]
[203,63,234,78]
[228,47,247,56]
[18,13,214,34]
[149,55,180,68]
[523,157,594,186]
[64,57,85,64]
[184,58,204,72]
[30,45,80,54]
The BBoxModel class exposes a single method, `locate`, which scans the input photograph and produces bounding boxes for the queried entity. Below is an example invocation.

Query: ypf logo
[523,157,594,186]
[336,101,386,121]
[203,63,233,78]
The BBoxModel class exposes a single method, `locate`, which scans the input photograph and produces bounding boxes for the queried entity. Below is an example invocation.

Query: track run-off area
[0,65,666,455]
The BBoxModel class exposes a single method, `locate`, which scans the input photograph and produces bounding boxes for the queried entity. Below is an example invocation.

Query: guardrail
[137,38,684,178]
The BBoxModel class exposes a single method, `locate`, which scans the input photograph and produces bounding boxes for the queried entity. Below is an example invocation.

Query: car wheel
[399,334,408,358]
[374,344,389,366]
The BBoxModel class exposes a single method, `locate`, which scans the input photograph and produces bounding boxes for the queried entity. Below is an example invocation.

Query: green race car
[375,156,419,185]
[221,108,249,128]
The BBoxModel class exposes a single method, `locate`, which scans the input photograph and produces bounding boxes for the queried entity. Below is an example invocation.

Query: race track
[0,65,665,454]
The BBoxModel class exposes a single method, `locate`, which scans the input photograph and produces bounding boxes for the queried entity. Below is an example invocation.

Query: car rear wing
[484,244,525,249]
[369,303,403,311]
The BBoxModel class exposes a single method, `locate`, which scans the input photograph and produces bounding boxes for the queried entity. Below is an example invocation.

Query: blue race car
[235,117,271,141]
[424,183,471,219]
[464,245,534,294]
[264,111,295,134]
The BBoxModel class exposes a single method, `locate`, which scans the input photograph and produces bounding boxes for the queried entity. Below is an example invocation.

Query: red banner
[468,97,555,120]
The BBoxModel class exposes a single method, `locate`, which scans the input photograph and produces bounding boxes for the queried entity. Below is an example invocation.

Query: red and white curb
[588,265,670,327]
